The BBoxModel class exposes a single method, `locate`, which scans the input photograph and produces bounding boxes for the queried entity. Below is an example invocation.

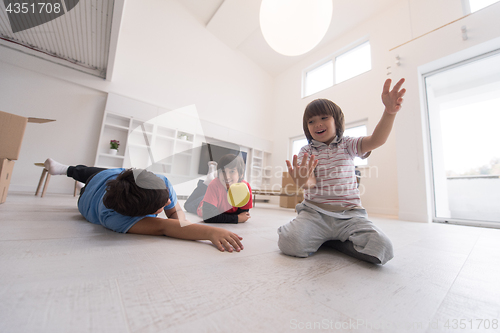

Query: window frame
[461,0,472,14]
[335,41,372,84]
[344,120,369,167]
[289,135,308,161]
[301,38,371,98]
[463,0,500,13]
[303,59,334,98]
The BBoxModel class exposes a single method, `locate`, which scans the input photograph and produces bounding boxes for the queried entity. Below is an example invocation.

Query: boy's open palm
[382,78,406,114]
[286,153,318,188]
[209,229,243,252]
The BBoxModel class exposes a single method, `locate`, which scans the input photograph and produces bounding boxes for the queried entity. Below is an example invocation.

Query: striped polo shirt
[298,136,370,209]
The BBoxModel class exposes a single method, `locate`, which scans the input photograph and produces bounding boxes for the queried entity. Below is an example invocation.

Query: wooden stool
[34,163,78,197]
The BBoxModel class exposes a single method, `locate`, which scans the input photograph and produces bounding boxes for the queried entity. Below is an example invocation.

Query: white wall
[390,2,500,222]
[0,0,274,195]
[270,0,500,218]
[109,0,274,141]
[0,61,106,193]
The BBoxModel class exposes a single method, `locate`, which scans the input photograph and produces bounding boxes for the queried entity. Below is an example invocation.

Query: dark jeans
[67,165,107,184]
[67,165,107,198]
[184,180,208,214]
[323,240,381,264]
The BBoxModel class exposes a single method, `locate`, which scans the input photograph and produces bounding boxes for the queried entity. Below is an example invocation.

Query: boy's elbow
[376,138,387,148]
[364,137,386,152]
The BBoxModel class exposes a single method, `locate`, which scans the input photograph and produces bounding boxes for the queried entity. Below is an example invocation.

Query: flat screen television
[198,142,247,175]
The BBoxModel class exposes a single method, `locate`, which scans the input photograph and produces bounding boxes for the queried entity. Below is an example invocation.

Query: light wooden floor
[1,192,499,333]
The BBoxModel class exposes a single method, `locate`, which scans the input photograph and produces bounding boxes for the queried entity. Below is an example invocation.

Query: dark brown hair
[218,154,245,181]
[302,99,345,142]
[103,169,170,216]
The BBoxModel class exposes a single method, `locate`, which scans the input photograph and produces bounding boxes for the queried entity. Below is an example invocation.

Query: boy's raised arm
[360,78,406,155]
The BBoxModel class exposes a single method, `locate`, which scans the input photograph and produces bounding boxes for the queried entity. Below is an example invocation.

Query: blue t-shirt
[78,168,177,233]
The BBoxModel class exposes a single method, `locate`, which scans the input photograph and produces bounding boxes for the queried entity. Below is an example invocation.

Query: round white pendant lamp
[260,0,333,56]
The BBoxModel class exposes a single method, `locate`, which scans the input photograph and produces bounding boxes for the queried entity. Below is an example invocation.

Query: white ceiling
[0,0,400,78]
[176,0,399,76]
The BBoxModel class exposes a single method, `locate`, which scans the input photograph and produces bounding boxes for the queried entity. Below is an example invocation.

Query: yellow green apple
[227,183,250,207]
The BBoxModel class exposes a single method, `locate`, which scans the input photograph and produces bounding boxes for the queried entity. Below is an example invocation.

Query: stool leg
[41,173,51,198]
[35,169,47,196]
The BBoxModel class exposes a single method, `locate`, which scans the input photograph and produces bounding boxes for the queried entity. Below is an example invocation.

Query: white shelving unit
[94,111,195,177]
[94,113,130,169]
[249,149,272,190]
[94,94,275,196]
[262,153,272,188]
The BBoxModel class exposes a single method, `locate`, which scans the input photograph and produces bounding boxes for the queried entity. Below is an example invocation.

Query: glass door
[424,50,500,227]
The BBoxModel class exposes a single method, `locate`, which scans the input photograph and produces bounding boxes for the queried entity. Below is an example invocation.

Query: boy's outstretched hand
[286,153,318,189]
[382,78,406,114]
[208,228,244,252]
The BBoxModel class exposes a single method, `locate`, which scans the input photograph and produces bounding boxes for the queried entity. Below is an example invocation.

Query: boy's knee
[277,227,310,258]
[381,235,394,263]
[348,228,394,265]
[373,231,393,251]
[366,231,394,265]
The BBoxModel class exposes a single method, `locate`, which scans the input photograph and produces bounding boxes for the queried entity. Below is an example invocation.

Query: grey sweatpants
[277,203,394,265]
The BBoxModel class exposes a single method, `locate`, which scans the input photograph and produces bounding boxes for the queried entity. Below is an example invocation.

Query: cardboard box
[279,172,304,208]
[0,158,16,204]
[0,111,55,203]
[279,195,303,209]
[0,110,55,160]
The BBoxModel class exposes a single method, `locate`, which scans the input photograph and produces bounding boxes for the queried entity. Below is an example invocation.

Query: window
[344,124,368,166]
[303,41,371,97]
[468,0,500,12]
[304,61,333,97]
[335,42,371,84]
[291,137,308,159]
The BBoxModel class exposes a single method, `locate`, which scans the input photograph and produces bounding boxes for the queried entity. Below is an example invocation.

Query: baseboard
[364,206,398,217]
[398,211,431,223]
[8,184,74,195]
[8,185,35,193]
